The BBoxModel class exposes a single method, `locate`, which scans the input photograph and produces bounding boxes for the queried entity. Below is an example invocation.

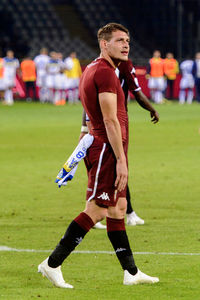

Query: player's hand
[150,111,159,124]
[115,158,128,192]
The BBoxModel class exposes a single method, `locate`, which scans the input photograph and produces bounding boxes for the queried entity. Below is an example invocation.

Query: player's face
[50,52,57,60]
[153,51,161,58]
[106,30,130,61]
[167,53,173,59]
[7,51,14,58]
[196,53,200,60]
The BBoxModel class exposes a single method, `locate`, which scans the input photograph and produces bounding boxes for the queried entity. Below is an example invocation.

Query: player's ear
[100,39,107,50]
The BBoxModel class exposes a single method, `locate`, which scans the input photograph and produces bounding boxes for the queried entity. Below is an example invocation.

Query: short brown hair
[97,23,129,43]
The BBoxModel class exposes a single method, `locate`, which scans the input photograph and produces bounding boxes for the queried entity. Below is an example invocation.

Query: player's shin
[126,186,133,214]
[106,217,137,275]
[48,212,94,268]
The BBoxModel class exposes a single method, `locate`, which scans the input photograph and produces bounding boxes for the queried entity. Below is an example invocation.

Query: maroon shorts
[84,136,127,207]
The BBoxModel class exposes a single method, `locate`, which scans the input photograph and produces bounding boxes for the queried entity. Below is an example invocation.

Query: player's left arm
[134,90,159,124]
[125,63,159,123]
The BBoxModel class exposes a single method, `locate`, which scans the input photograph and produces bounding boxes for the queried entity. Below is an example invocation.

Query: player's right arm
[99,92,128,192]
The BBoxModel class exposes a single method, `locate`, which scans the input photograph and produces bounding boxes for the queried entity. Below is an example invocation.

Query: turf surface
[0,101,199,299]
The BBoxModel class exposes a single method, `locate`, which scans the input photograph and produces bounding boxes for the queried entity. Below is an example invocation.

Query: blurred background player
[192,52,200,103]
[179,58,194,104]
[146,50,165,104]
[0,51,5,101]
[163,52,179,100]
[20,56,37,102]
[45,51,64,104]
[54,52,67,105]
[64,51,82,104]
[3,50,19,105]
[34,48,50,103]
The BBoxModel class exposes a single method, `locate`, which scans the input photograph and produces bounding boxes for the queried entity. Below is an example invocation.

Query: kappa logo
[75,237,83,245]
[97,192,110,201]
[116,248,126,253]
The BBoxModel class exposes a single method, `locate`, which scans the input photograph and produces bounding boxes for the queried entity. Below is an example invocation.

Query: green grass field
[0,101,199,300]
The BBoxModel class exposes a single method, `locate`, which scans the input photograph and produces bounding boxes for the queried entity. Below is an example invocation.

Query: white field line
[0,246,200,256]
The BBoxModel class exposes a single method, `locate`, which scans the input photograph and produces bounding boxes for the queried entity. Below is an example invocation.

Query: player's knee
[118,197,127,209]
[84,200,107,223]
[116,198,127,218]
[108,198,127,219]
[90,210,107,223]
[117,206,126,218]
[95,204,108,222]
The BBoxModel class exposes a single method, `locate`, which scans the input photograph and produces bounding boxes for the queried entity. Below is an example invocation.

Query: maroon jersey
[117,59,141,109]
[80,58,128,143]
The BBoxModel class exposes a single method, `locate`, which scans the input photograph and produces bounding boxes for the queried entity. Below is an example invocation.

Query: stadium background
[1,0,200,99]
[1,0,200,63]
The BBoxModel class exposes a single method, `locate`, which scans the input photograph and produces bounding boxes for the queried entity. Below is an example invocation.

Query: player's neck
[100,53,120,69]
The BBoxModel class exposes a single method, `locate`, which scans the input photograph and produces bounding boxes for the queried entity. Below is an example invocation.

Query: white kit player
[3,50,19,105]
[45,51,64,104]
[54,52,69,105]
[34,48,50,103]
[0,55,5,99]
[179,59,194,104]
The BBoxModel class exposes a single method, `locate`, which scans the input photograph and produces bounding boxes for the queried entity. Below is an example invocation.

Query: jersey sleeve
[119,60,141,93]
[128,65,141,92]
[95,67,118,94]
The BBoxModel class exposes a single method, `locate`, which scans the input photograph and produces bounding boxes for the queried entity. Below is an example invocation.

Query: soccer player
[45,51,64,105]
[38,23,159,288]
[34,48,50,103]
[3,50,19,105]
[192,52,200,103]
[146,50,165,104]
[179,59,194,104]
[0,52,5,101]
[20,57,37,101]
[163,52,179,100]
[54,52,68,106]
[64,51,82,104]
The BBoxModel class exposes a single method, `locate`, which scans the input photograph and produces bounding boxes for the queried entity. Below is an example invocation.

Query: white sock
[39,87,47,102]
[179,90,185,104]
[74,88,79,103]
[54,90,61,104]
[68,89,73,103]
[187,89,193,104]
[154,90,162,103]
[61,90,66,100]
[5,89,13,104]
[150,90,155,102]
